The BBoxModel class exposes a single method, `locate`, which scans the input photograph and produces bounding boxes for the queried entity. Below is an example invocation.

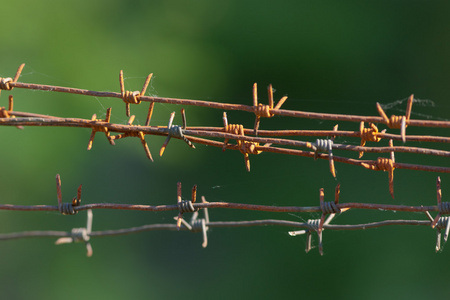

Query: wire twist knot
[175,182,199,230]
[191,218,206,233]
[360,124,381,143]
[359,122,383,158]
[70,227,90,243]
[254,103,273,118]
[119,70,152,116]
[56,174,82,215]
[109,115,153,161]
[313,139,333,152]
[175,194,210,248]
[55,209,93,257]
[435,216,450,230]
[320,201,341,214]
[0,77,13,91]
[121,90,141,105]
[59,202,78,215]
[361,140,396,198]
[225,123,244,136]
[289,184,344,255]
[222,113,270,172]
[0,64,25,96]
[240,141,261,156]
[87,108,115,150]
[177,200,198,214]
[426,204,450,252]
[160,110,195,156]
[375,157,394,172]
[168,125,183,138]
[306,219,321,230]
[311,138,336,177]
[0,107,11,118]
[376,95,413,142]
[439,202,450,215]
[435,216,450,252]
[388,115,404,129]
[252,83,288,135]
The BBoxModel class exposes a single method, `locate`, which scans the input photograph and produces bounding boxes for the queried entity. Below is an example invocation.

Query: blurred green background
[1,0,449,299]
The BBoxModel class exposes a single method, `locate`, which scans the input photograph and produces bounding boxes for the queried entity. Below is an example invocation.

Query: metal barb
[376,95,413,143]
[87,107,115,150]
[431,177,447,228]
[252,83,288,135]
[0,63,25,96]
[55,209,93,257]
[55,174,81,215]
[160,110,195,156]
[119,70,153,117]
[359,122,382,158]
[311,138,336,178]
[177,196,210,248]
[176,182,199,230]
[289,183,345,256]
[110,115,153,161]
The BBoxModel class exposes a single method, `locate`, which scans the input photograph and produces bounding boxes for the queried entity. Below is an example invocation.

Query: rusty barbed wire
[2,64,448,128]
[0,64,449,256]
[0,176,448,256]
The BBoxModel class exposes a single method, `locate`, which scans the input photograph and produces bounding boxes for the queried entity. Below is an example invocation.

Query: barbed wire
[0,64,449,256]
[0,176,448,256]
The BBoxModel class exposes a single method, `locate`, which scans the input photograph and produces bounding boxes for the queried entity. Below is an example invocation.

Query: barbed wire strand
[0,177,448,256]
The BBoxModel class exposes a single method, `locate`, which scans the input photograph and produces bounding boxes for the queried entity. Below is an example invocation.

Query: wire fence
[0,64,449,256]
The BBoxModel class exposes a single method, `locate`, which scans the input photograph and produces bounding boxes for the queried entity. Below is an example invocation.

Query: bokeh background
[1,1,449,299]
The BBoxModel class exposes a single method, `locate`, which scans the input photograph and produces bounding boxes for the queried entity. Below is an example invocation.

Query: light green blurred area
[1,1,449,299]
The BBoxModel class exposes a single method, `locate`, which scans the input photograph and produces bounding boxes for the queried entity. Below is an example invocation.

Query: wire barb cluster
[0,63,449,256]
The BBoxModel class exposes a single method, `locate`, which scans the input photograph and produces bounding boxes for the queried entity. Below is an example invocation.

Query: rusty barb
[119,70,153,117]
[0,176,448,256]
[222,112,271,171]
[252,82,288,135]
[376,94,414,143]
[56,174,82,215]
